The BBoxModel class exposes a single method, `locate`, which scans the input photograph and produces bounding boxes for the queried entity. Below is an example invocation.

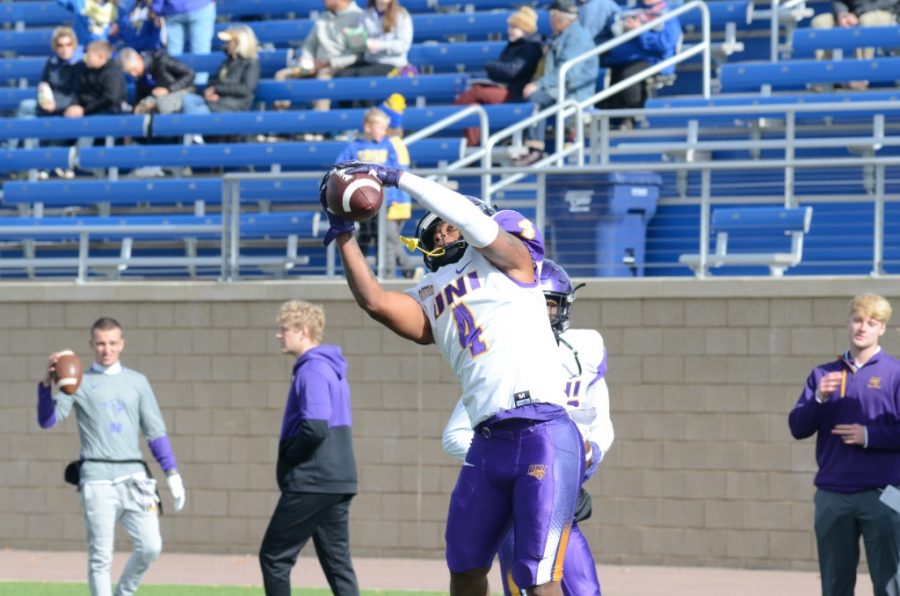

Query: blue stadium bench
[0,2,70,27]
[152,103,531,137]
[77,138,464,170]
[0,211,321,280]
[254,73,467,105]
[680,0,753,31]
[679,206,814,276]
[719,57,900,92]
[0,147,71,174]
[0,114,147,141]
[2,178,322,212]
[791,26,900,58]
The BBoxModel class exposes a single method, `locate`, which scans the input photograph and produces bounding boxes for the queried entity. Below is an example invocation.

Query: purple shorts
[445,403,584,588]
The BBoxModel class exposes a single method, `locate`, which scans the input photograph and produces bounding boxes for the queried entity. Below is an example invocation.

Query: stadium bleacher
[1,0,898,279]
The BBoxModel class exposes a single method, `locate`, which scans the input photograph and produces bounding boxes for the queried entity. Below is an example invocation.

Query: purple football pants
[445,405,584,589]
[498,521,601,596]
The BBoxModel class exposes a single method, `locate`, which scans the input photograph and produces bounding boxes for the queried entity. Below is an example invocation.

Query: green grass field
[0,584,448,596]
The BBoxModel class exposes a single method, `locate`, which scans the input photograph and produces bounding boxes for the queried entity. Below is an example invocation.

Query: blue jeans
[524,89,555,152]
[7,99,38,149]
[166,0,216,84]
[182,93,211,115]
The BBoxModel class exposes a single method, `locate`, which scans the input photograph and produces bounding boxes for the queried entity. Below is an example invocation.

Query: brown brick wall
[1,279,897,570]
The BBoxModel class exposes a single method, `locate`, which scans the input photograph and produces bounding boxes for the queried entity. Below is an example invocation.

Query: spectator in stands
[335,0,415,78]
[152,0,216,84]
[118,48,195,114]
[65,40,128,118]
[113,0,166,53]
[335,106,416,278]
[600,0,681,130]
[273,0,363,111]
[453,7,544,147]
[513,0,598,167]
[56,0,118,48]
[580,0,622,44]
[182,25,261,115]
[811,0,898,88]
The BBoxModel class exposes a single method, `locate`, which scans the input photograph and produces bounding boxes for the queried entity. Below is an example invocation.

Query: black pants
[259,492,359,596]
[602,60,651,114]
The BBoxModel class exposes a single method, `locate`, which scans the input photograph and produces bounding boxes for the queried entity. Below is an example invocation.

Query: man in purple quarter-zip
[789,293,900,596]
[259,300,359,596]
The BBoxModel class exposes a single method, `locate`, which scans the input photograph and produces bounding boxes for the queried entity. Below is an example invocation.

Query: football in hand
[54,350,83,395]
[325,169,384,222]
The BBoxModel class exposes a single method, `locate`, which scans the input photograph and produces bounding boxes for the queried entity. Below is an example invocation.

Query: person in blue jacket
[335,106,416,278]
[513,0,598,167]
[600,0,681,129]
[56,0,118,48]
[789,293,900,596]
[259,300,359,596]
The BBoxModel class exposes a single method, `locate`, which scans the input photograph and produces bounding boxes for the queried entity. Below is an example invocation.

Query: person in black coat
[182,24,261,115]
[65,40,127,117]
[453,6,544,146]
[118,47,196,114]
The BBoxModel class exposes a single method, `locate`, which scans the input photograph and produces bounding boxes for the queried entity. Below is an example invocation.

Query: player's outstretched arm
[344,164,536,283]
[336,232,433,344]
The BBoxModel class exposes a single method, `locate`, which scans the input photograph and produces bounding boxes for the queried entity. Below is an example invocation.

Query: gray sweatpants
[81,478,162,596]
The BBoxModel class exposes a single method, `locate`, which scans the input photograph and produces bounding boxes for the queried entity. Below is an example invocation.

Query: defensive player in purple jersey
[320,162,584,596]
[789,293,900,596]
[259,300,359,596]
[443,260,612,596]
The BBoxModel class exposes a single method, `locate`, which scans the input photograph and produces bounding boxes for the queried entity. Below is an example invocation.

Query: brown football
[325,169,384,222]
[55,351,83,395]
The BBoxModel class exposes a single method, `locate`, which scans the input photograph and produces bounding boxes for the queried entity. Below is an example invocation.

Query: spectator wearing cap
[601,0,681,129]
[513,0,597,166]
[336,0,414,78]
[274,0,364,111]
[182,25,260,115]
[453,6,544,147]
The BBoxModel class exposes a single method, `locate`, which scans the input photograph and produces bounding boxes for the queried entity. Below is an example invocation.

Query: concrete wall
[1,278,897,570]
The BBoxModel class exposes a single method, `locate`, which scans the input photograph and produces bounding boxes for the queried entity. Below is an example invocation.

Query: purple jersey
[789,349,900,493]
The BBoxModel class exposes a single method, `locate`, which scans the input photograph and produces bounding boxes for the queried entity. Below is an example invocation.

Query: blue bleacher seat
[254,73,467,105]
[150,103,531,137]
[678,206,814,276]
[679,0,753,31]
[791,26,900,58]
[0,1,70,27]
[0,114,147,141]
[2,178,322,209]
[77,138,463,170]
[719,57,900,92]
[0,147,71,173]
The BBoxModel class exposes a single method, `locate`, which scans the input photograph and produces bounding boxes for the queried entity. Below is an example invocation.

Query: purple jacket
[277,345,357,494]
[789,350,900,493]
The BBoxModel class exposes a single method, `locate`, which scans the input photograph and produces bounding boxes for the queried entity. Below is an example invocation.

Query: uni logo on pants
[528,465,546,480]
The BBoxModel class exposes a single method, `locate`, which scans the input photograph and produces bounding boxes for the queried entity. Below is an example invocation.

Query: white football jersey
[443,327,614,463]
[406,215,567,427]
[559,328,614,457]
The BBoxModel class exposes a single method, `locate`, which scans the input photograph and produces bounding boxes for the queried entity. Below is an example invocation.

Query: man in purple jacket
[789,293,900,596]
[259,300,359,596]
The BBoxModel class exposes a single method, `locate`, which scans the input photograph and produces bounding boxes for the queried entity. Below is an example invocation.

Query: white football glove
[167,472,186,512]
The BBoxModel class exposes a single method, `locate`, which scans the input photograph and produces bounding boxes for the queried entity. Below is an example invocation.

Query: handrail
[555,0,711,156]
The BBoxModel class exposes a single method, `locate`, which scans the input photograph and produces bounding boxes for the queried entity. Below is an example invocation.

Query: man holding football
[37,317,185,596]
[320,163,583,596]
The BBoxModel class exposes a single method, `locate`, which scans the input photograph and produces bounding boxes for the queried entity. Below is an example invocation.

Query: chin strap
[557,334,583,377]
[400,235,446,258]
